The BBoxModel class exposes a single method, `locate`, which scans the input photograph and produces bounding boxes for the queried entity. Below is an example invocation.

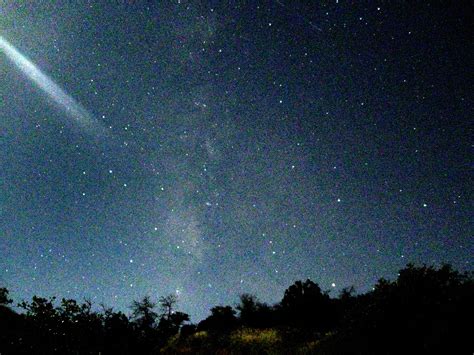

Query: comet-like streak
[0,35,106,136]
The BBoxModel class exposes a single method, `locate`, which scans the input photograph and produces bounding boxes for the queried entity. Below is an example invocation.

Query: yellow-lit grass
[229,328,282,353]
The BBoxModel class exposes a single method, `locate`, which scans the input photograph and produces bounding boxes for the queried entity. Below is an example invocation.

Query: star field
[0,1,472,321]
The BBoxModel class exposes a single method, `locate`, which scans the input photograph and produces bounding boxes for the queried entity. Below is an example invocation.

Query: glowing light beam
[0,35,106,136]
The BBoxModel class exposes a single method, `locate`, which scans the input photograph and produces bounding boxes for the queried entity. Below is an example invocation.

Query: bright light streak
[0,35,106,136]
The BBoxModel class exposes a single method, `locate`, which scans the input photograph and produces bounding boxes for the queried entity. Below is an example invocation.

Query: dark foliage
[0,287,13,306]
[328,264,474,354]
[236,293,276,328]
[0,264,472,354]
[279,278,335,331]
[197,305,238,333]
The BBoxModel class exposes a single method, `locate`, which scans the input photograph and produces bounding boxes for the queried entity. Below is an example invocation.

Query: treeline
[0,264,472,354]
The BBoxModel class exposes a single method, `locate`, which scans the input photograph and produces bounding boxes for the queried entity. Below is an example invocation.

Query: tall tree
[159,294,177,320]
[131,296,158,329]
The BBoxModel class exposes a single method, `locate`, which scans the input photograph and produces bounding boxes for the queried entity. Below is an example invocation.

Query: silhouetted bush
[197,305,238,334]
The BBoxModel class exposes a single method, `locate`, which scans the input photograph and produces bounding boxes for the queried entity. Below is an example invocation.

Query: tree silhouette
[169,311,190,328]
[338,286,355,301]
[329,264,474,354]
[280,279,334,330]
[131,295,158,330]
[236,293,275,328]
[236,294,258,324]
[130,296,161,352]
[155,294,189,340]
[102,305,134,353]
[198,305,238,333]
[159,294,177,320]
[0,287,25,354]
[16,296,104,353]
[18,295,59,338]
[0,287,13,306]
[0,264,472,354]
[158,310,190,337]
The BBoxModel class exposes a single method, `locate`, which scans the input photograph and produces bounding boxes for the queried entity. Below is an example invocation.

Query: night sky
[1,1,472,321]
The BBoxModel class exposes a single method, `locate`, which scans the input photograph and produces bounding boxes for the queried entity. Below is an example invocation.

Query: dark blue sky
[1,1,472,321]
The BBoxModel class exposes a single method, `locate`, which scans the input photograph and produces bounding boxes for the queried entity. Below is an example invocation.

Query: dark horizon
[1,263,472,354]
